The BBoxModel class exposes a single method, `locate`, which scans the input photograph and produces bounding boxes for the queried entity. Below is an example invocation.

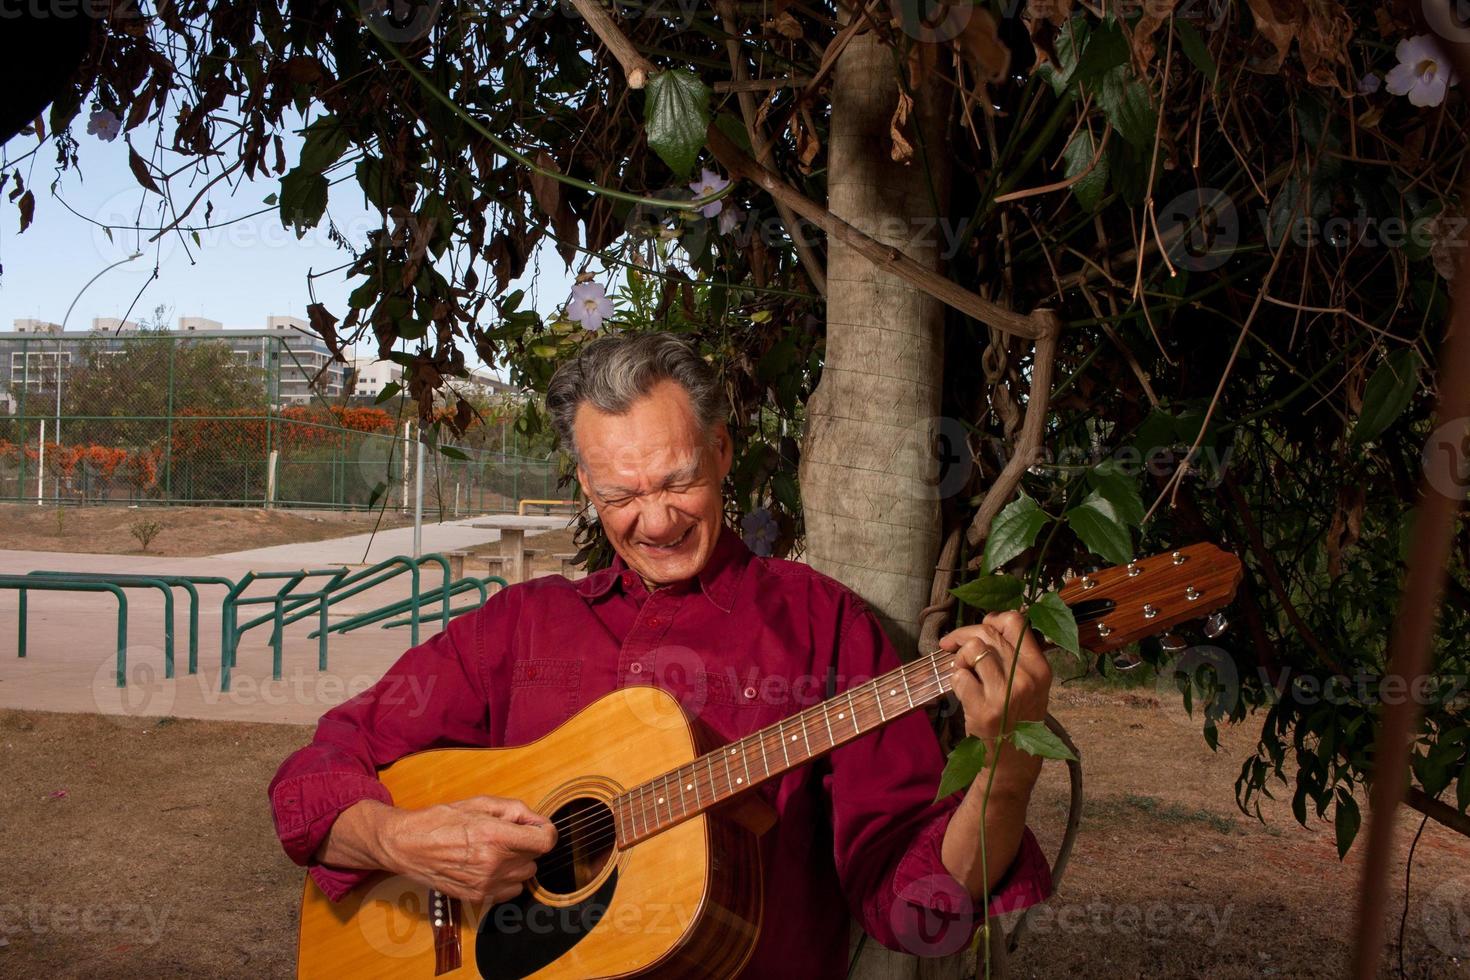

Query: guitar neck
[611,542,1242,848]
[613,646,955,847]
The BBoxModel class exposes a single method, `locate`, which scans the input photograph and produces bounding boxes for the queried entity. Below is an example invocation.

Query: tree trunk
[803,29,964,980]
[801,33,947,660]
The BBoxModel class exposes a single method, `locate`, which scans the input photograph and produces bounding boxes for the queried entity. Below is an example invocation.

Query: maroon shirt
[269,527,1051,974]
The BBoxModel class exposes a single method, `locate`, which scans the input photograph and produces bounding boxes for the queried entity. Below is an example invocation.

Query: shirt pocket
[504,658,584,741]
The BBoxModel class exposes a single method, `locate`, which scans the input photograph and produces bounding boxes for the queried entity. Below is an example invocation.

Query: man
[269,332,1054,975]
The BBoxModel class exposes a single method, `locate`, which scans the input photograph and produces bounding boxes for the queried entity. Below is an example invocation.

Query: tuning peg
[1203,611,1230,639]
[1138,631,1187,664]
[1111,650,1143,672]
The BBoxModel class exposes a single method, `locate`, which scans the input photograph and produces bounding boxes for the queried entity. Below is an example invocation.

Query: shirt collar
[574,524,749,613]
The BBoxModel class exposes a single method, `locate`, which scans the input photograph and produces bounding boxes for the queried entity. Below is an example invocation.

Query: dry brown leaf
[770,11,804,40]
[529,150,561,219]
[954,7,1010,85]
[890,90,916,163]
[792,112,820,171]
[1245,0,1354,94]
[1022,0,1075,71]
[1129,0,1181,74]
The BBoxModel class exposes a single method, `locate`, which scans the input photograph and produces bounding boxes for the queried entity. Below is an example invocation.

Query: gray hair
[545,332,731,463]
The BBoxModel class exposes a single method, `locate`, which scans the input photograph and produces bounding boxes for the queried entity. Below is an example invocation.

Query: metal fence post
[36,418,45,504]
[164,336,175,500]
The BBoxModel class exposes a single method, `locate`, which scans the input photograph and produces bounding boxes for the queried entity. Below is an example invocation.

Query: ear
[575,464,594,505]
[713,422,734,480]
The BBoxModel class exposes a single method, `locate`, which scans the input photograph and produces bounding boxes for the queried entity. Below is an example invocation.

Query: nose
[633,493,681,542]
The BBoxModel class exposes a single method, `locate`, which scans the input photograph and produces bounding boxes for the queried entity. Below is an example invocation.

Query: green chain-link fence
[0,331,558,512]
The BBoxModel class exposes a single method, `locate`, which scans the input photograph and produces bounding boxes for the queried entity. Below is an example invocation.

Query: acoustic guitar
[296,543,1242,979]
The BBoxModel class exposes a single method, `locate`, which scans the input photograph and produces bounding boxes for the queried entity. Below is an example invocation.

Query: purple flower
[741,506,780,557]
[717,207,740,236]
[1385,34,1459,108]
[688,168,729,219]
[1357,73,1381,96]
[566,281,614,332]
[86,108,120,142]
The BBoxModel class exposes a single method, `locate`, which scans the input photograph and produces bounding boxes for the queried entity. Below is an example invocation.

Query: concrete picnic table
[468,515,569,584]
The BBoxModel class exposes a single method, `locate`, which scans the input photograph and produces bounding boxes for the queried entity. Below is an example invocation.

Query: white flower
[566,280,614,332]
[741,507,780,557]
[1384,34,1459,108]
[1357,73,1381,95]
[717,207,739,236]
[86,108,120,142]
[688,168,729,219]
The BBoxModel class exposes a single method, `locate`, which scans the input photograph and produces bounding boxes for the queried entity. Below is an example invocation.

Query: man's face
[573,379,732,588]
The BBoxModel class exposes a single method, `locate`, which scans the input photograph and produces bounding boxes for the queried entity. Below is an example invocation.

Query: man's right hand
[322,796,558,904]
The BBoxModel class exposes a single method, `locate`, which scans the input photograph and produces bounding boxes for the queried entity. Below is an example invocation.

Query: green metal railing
[377,576,507,630]
[222,568,348,691]
[24,570,228,676]
[1,577,130,687]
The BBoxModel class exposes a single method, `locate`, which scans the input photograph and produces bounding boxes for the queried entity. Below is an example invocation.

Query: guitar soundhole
[536,796,616,896]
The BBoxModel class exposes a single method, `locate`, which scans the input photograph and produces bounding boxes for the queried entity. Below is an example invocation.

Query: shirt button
[646,617,661,627]
[743,686,757,700]
[630,663,643,674]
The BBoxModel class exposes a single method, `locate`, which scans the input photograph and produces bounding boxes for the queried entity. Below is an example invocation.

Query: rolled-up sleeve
[824,593,1053,956]
[267,591,505,900]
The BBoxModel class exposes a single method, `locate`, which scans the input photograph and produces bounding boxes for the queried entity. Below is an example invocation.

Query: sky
[0,126,577,377]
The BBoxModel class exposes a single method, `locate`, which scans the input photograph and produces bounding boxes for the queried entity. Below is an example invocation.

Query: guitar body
[296,686,763,979]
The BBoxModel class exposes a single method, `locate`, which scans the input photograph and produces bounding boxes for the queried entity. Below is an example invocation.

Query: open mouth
[638,526,693,555]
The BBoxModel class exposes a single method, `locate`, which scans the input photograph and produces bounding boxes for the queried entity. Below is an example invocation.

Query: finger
[462,796,551,828]
[490,881,526,904]
[938,623,989,651]
[497,819,559,855]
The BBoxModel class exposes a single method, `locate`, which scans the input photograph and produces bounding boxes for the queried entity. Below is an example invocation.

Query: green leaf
[1038,15,1089,95]
[279,167,329,237]
[1062,128,1109,213]
[367,481,388,509]
[373,381,402,405]
[1086,459,1145,527]
[439,445,470,460]
[356,154,391,210]
[1065,489,1133,566]
[1334,790,1361,859]
[1096,66,1157,149]
[1351,349,1420,446]
[1011,720,1078,761]
[299,115,350,174]
[1027,591,1080,656]
[950,574,1025,612]
[644,69,711,178]
[1174,21,1216,83]
[982,492,1049,573]
[936,736,988,799]
[1073,21,1129,87]
[772,471,800,513]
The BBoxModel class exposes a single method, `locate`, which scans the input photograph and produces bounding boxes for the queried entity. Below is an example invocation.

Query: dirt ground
[0,504,414,557]
[1,688,1465,979]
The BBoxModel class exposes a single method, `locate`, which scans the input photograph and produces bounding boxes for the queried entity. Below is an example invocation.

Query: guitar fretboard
[611,645,959,847]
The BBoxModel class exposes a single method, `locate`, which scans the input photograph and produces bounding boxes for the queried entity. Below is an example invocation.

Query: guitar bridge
[429,889,462,975]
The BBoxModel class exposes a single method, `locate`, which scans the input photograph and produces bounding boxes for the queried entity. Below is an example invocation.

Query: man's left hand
[940,610,1054,795]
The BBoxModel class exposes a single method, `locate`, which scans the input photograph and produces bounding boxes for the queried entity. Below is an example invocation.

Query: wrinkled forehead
[572,388,713,484]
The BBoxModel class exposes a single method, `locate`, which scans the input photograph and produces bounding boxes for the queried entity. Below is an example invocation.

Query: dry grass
[0,504,415,557]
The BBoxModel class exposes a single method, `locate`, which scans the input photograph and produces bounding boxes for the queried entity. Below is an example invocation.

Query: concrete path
[210,513,569,565]
[0,524,547,726]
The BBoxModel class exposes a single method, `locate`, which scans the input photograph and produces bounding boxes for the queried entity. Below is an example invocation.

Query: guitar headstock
[1057,543,1243,653]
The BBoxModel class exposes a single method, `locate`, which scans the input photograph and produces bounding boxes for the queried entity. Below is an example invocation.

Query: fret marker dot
[791,735,798,741]
[730,748,737,754]
[736,778,743,784]
[657,797,664,804]
[686,784,693,791]
[837,712,845,719]
[889,689,897,696]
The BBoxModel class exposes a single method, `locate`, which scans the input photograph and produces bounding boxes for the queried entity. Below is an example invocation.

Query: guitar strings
[532,658,952,848]
[533,658,955,851]
[527,667,955,879]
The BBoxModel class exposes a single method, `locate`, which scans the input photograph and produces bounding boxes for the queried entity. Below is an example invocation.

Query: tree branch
[715,0,827,296]
[706,123,1053,340]
[566,0,657,89]
[1405,787,1470,839]
[963,325,1062,559]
